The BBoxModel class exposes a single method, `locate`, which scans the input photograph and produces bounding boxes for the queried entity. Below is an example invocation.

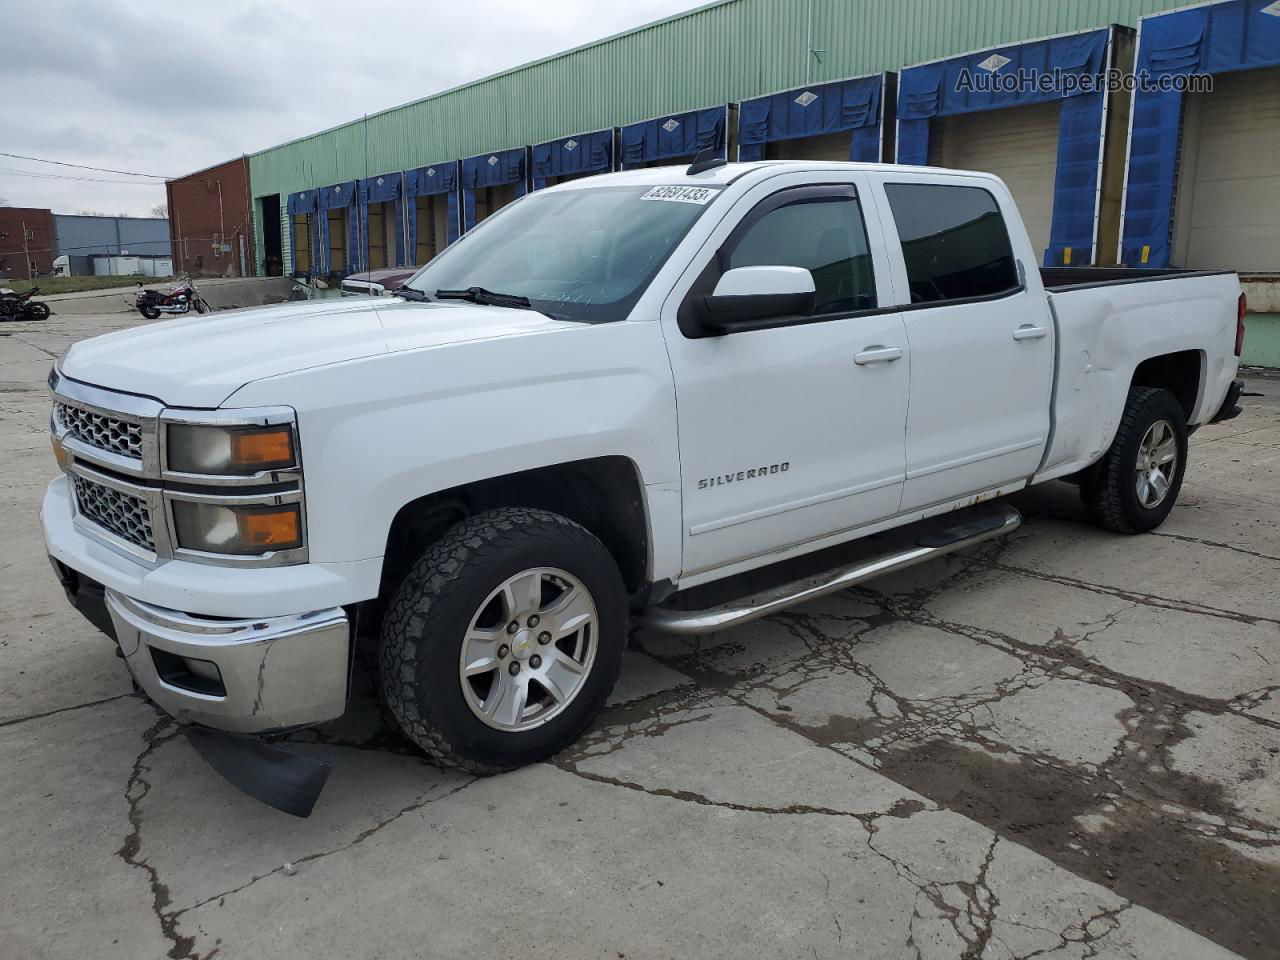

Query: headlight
[166,423,296,475]
[171,501,303,555]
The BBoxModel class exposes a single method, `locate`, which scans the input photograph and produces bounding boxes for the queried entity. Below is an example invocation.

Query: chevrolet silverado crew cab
[42,159,1246,812]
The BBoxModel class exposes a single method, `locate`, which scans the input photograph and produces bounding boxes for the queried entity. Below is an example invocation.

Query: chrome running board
[641,503,1021,635]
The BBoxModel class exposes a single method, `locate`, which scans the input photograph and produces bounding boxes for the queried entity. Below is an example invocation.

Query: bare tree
[150,202,168,219]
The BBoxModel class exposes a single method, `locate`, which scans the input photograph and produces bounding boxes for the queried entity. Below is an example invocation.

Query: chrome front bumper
[106,590,350,734]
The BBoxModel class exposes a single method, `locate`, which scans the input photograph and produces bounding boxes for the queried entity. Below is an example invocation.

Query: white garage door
[929,100,1061,262]
[765,130,855,162]
[1174,65,1280,272]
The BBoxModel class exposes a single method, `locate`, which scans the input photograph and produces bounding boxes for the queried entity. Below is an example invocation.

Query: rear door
[870,174,1055,512]
[661,170,910,577]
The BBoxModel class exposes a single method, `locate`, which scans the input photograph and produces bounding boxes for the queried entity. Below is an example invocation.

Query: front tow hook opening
[185,727,332,818]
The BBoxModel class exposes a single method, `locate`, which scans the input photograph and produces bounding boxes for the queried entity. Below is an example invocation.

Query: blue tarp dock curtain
[358,172,406,268]
[317,180,359,276]
[737,74,886,162]
[1121,0,1280,267]
[896,27,1112,267]
[404,161,462,255]
[531,129,614,190]
[285,188,320,277]
[462,148,528,233]
[620,106,727,169]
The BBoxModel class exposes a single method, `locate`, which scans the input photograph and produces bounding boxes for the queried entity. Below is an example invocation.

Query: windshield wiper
[435,286,532,310]
[393,286,431,302]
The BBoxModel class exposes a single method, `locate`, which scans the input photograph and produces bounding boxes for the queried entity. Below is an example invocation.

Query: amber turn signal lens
[229,426,294,470]
[236,506,302,550]
[51,437,72,471]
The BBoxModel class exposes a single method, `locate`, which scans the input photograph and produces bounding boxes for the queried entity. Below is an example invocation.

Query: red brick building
[166,157,255,277]
[0,207,56,279]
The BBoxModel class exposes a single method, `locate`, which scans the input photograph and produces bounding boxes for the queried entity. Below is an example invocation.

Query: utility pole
[21,220,32,281]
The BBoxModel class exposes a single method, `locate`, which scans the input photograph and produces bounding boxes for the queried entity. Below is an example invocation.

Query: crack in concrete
[175,778,476,921]
[0,692,132,729]
[604,548,1279,959]
[1148,530,1280,564]
[554,763,912,824]
[115,712,195,960]
[981,560,1280,628]
[5,335,59,359]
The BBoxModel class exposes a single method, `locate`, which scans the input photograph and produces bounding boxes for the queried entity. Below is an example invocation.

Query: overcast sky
[3,0,706,218]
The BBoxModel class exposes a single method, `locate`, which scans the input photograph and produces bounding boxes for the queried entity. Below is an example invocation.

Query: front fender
[225,322,681,583]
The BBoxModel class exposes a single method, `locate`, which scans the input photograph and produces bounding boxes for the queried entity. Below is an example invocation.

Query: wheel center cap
[511,629,536,660]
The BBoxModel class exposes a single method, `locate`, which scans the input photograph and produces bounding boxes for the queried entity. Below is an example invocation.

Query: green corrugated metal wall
[250,0,1192,272]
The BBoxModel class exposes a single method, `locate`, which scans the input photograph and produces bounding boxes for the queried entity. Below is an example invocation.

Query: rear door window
[884,183,1019,304]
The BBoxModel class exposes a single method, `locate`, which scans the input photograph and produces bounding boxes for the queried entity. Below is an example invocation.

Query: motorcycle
[0,286,51,322]
[135,279,211,320]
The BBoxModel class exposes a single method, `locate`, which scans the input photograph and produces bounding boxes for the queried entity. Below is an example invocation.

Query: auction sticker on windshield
[641,185,721,204]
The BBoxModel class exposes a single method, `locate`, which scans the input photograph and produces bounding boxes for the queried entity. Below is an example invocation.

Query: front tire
[378,507,627,773]
[23,302,49,321]
[1081,386,1188,533]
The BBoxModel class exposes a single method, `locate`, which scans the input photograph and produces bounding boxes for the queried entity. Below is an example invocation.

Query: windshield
[404,184,720,323]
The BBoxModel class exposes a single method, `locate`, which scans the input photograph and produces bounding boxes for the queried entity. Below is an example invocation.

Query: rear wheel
[138,305,161,320]
[1081,386,1188,533]
[378,507,627,773]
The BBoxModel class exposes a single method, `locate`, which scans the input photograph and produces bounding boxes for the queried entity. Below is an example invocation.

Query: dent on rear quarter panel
[1039,274,1234,482]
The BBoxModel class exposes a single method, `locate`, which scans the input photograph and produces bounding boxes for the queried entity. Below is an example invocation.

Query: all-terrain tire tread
[1082,386,1184,534]
[377,507,623,774]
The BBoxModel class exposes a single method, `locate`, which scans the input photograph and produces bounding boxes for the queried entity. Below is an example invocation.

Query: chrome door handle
[854,346,903,365]
[1013,325,1049,341]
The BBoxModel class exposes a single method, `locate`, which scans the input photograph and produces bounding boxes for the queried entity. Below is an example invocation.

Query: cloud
[4,0,705,216]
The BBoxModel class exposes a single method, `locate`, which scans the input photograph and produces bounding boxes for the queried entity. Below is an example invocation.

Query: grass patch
[0,275,174,296]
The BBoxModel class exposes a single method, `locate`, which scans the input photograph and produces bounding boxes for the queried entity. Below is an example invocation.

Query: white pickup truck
[42,159,1246,813]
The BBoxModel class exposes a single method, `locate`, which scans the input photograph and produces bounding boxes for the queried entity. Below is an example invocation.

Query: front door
[875,178,1055,511]
[662,173,910,577]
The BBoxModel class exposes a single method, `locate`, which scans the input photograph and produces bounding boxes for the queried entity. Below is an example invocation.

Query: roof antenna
[687,147,729,176]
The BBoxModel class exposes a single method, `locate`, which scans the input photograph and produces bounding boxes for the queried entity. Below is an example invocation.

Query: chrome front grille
[56,401,143,460]
[70,474,155,552]
[50,369,306,567]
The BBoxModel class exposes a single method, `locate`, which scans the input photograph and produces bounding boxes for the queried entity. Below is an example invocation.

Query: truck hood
[59,298,579,408]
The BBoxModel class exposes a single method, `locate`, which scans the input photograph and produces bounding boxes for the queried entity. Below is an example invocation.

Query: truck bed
[1040,266,1234,291]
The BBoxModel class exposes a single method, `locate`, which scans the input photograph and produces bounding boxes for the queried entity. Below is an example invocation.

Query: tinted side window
[884,184,1019,304]
[727,196,875,314]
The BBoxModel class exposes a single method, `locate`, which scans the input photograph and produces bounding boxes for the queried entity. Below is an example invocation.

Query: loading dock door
[414,194,450,264]
[620,107,726,170]
[532,129,614,190]
[928,101,1061,262]
[364,198,400,269]
[405,162,460,260]
[1174,65,1280,271]
[739,75,885,163]
[292,214,312,274]
[474,185,517,225]
[766,130,850,161]
[462,149,527,233]
[285,189,318,277]
[318,181,358,277]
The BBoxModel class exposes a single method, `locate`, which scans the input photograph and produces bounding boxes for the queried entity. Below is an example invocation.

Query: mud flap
[186,727,331,818]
